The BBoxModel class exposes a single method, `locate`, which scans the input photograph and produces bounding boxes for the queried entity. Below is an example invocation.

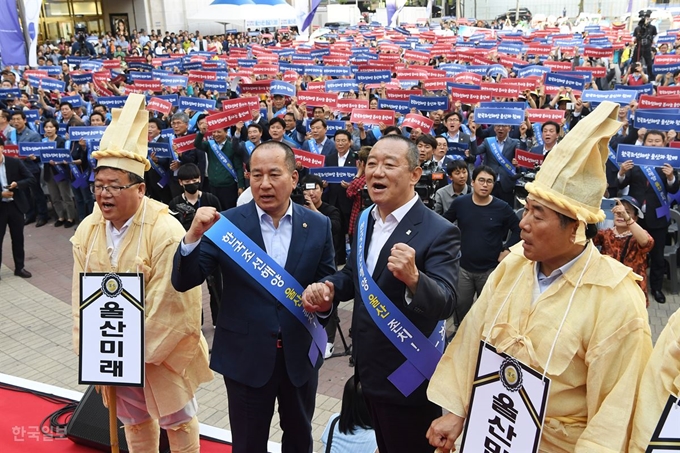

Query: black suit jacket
[2,156,35,213]
[323,151,357,222]
[619,165,680,229]
[172,201,336,388]
[325,199,460,405]
[471,136,526,192]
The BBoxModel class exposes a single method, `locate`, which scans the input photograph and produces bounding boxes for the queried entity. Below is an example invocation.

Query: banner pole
[108,386,120,453]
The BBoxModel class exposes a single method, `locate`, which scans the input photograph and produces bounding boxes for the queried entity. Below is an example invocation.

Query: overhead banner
[0,0,28,65]
[23,0,42,67]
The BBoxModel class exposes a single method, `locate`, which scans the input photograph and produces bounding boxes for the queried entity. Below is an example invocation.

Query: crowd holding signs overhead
[1,13,680,453]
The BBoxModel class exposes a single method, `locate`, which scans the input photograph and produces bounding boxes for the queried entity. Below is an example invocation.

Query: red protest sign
[205,107,253,132]
[146,97,173,115]
[638,95,680,109]
[293,148,326,168]
[386,89,420,100]
[324,56,347,65]
[102,59,122,70]
[654,54,680,65]
[133,79,162,92]
[23,69,49,80]
[3,145,20,158]
[543,61,572,71]
[403,50,431,64]
[423,78,454,91]
[173,133,198,153]
[504,77,540,91]
[453,72,483,85]
[526,109,565,123]
[253,64,279,77]
[282,71,299,84]
[515,149,544,168]
[396,68,430,80]
[401,114,434,131]
[449,87,492,104]
[306,81,326,92]
[241,82,271,95]
[350,109,395,126]
[336,99,369,114]
[658,86,680,96]
[583,46,614,59]
[222,96,260,112]
[526,44,553,56]
[188,70,217,83]
[480,82,521,98]
[670,141,680,149]
[297,92,338,108]
[575,66,606,78]
[93,71,110,82]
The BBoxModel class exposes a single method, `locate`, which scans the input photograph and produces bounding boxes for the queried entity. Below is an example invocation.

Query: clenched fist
[185,206,221,244]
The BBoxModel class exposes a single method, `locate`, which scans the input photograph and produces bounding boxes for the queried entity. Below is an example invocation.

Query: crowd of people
[0,13,680,453]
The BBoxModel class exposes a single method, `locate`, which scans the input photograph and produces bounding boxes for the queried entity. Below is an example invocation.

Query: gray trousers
[453,267,494,326]
[46,176,77,220]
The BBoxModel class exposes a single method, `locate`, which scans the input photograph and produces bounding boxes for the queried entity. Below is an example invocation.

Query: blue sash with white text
[273,107,287,118]
[307,139,322,155]
[43,137,69,182]
[460,123,471,136]
[356,207,446,397]
[245,141,256,155]
[204,216,327,364]
[87,141,97,182]
[533,123,544,147]
[642,165,671,221]
[150,158,169,188]
[607,146,619,171]
[208,139,238,182]
[486,137,516,176]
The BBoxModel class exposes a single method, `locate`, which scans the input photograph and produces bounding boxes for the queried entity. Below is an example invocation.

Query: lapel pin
[406,230,411,235]
[302,223,308,228]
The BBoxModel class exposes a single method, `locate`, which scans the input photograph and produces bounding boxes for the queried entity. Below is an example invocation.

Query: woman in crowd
[42,119,76,228]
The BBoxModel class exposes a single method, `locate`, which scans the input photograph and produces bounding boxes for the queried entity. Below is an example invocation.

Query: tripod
[328,306,354,366]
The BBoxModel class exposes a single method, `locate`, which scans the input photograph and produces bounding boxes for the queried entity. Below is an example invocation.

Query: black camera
[291,184,306,206]
[638,10,651,19]
[171,202,197,230]
[415,171,446,210]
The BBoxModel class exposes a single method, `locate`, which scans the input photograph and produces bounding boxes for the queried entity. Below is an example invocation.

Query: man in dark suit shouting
[172,141,336,453]
[0,138,35,279]
[302,135,460,453]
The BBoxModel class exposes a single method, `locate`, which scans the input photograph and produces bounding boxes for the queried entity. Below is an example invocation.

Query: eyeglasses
[91,182,141,195]
[475,178,495,185]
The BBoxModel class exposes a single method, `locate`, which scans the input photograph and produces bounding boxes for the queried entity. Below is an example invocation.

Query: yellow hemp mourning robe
[70,198,213,419]
[629,307,680,452]
[428,242,652,453]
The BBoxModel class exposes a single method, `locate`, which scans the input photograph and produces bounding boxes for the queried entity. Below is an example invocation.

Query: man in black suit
[169,112,205,198]
[441,112,475,164]
[323,130,356,265]
[470,123,527,206]
[0,138,35,279]
[301,119,336,156]
[172,141,336,453]
[618,129,679,304]
[145,117,173,204]
[302,135,460,453]
[529,121,560,157]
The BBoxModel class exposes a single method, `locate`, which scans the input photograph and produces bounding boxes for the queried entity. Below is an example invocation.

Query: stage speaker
[66,385,170,452]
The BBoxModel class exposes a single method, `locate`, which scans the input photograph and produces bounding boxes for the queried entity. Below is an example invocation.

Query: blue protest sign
[479,102,526,110]
[128,62,153,71]
[617,144,680,168]
[18,142,55,158]
[159,74,188,88]
[152,69,172,78]
[378,99,410,114]
[80,61,104,71]
[69,126,107,141]
[204,80,228,92]
[582,89,638,105]
[615,83,653,96]
[311,48,330,58]
[0,88,20,98]
[148,142,173,159]
[517,65,551,78]
[323,66,353,77]
[39,148,72,164]
[61,95,85,108]
[309,166,358,183]
[97,96,128,109]
[24,110,40,123]
[325,79,359,93]
[130,71,153,81]
[160,128,175,141]
[466,65,491,75]
[304,66,324,77]
[409,95,449,111]
[35,77,66,92]
[182,61,203,71]
[270,80,296,97]
[634,109,680,131]
[39,66,63,77]
[544,72,585,91]
[355,70,392,84]
[178,96,216,111]
[237,59,257,68]
[325,120,346,136]
[474,107,525,126]
[161,59,183,69]
[654,62,680,75]
[154,94,179,106]
[70,72,93,85]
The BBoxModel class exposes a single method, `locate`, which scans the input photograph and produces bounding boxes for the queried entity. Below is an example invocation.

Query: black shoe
[24,218,36,225]
[64,220,75,228]
[14,269,32,278]
[54,219,64,227]
[652,290,666,304]
[35,218,48,227]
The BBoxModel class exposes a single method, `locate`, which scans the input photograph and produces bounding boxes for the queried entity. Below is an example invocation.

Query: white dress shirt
[366,193,419,276]
[0,156,11,202]
[338,150,349,167]
[106,217,135,267]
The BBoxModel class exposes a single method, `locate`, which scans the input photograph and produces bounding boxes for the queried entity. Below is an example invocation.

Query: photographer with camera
[71,24,95,57]
[633,10,656,80]
[169,163,223,327]
[625,61,650,86]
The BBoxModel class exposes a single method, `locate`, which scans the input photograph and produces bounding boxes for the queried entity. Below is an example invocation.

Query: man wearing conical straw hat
[70,94,213,452]
[425,101,653,452]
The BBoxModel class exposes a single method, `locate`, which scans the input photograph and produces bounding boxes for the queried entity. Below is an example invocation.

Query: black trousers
[492,184,515,207]
[364,395,442,453]
[212,184,238,211]
[634,45,655,79]
[646,225,668,292]
[224,348,317,453]
[26,170,48,221]
[0,201,26,271]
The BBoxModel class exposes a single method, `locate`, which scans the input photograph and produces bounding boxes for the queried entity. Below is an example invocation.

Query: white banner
[22,0,42,67]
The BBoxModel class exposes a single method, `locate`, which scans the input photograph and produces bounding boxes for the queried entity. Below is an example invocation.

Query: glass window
[72,1,97,15]
[45,0,71,16]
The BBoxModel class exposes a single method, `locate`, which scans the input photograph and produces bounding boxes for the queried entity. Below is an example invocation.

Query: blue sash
[460,123,471,136]
[274,107,287,118]
[208,139,238,182]
[356,207,446,397]
[642,166,671,221]
[149,158,169,188]
[307,139,322,155]
[533,123,544,147]
[607,146,619,171]
[285,131,301,148]
[244,141,256,155]
[204,216,326,365]
[44,137,69,182]
[371,125,382,140]
[487,137,516,176]
[87,141,97,182]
